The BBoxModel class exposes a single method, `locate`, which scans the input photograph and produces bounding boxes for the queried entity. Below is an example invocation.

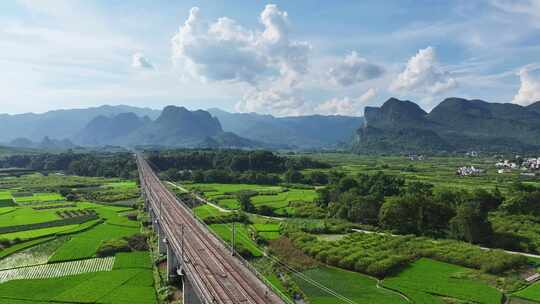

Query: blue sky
[1,0,540,115]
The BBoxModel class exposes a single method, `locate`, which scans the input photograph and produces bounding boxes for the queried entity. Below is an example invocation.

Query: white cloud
[132,53,154,69]
[235,87,307,116]
[314,88,377,116]
[171,4,310,86]
[490,0,540,19]
[328,52,384,86]
[513,67,540,105]
[390,46,457,95]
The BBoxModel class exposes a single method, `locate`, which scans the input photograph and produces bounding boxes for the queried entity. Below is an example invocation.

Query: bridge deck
[137,154,285,304]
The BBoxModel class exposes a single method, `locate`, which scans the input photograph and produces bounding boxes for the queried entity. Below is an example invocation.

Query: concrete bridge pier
[157,224,167,255]
[182,274,202,304]
[167,243,179,282]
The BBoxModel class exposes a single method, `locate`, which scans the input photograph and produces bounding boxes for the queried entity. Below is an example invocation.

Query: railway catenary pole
[231,222,236,256]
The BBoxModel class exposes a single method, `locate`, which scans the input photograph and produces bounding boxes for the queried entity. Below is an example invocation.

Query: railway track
[136,154,285,304]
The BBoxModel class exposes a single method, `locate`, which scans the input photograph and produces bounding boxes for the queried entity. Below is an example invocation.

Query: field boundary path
[166,181,232,213]
[0,256,115,283]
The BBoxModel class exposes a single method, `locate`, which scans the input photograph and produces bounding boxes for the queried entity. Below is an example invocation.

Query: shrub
[97,239,131,257]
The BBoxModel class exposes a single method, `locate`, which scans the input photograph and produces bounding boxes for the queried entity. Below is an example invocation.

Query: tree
[237,192,255,213]
[449,202,492,244]
[285,169,304,184]
[308,171,328,185]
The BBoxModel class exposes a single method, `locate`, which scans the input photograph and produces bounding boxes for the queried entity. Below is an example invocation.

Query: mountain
[354,97,540,153]
[8,136,76,150]
[0,105,160,142]
[527,101,540,114]
[73,113,148,146]
[208,108,363,149]
[74,106,260,148]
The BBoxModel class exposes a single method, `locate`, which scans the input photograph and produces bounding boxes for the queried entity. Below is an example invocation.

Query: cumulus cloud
[132,53,154,69]
[390,46,456,94]
[513,67,540,105]
[329,52,384,86]
[314,88,377,116]
[235,87,307,116]
[171,4,309,86]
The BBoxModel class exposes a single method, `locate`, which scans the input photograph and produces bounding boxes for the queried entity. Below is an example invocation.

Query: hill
[208,108,363,149]
[0,105,160,142]
[354,97,540,153]
[73,106,261,148]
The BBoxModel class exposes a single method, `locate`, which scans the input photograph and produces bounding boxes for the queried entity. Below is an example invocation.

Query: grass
[0,269,156,304]
[293,266,407,304]
[114,251,153,270]
[189,182,318,213]
[1,224,84,240]
[382,258,502,304]
[14,192,65,205]
[49,223,138,262]
[0,192,14,207]
[193,204,227,219]
[252,223,281,241]
[0,207,63,227]
[209,223,262,257]
[514,281,540,302]
[0,237,56,259]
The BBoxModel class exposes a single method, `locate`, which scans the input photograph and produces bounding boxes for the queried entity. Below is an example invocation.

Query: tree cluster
[317,171,507,244]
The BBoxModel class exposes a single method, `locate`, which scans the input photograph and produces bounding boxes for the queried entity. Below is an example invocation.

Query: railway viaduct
[136,154,287,304]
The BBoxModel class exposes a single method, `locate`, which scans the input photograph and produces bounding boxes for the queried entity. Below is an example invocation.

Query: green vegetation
[209,222,262,258]
[514,282,540,302]
[383,258,502,304]
[294,266,406,304]
[49,223,139,262]
[290,232,527,277]
[0,265,155,304]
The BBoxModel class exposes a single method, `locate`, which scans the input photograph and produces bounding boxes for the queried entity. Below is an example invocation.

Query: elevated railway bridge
[136,154,286,304]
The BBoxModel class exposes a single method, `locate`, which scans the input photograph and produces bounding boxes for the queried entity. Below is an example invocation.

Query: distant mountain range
[0,105,362,150]
[354,97,540,153]
[208,108,363,149]
[0,105,160,143]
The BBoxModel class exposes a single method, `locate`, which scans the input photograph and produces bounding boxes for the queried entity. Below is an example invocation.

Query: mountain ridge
[355,97,540,153]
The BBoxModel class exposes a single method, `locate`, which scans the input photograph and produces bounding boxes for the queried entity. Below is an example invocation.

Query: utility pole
[181,223,185,262]
[231,222,236,256]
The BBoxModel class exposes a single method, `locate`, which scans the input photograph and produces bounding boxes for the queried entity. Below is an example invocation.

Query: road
[137,155,286,304]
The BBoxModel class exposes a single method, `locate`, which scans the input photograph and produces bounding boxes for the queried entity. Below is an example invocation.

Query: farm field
[382,258,502,304]
[306,153,540,191]
[514,281,540,302]
[294,266,406,304]
[0,171,154,304]
[186,182,317,214]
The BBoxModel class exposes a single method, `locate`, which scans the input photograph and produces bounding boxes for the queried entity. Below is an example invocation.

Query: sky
[1,0,540,116]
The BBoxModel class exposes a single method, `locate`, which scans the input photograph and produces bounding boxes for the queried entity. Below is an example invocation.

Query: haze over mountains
[0,105,362,150]
[355,97,540,153]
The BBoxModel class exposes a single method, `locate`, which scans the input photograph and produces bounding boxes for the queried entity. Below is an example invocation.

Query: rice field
[188,182,318,212]
[513,281,540,302]
[0,256,115,283]
[294,266,407,304]
[382,258,502,304]
[49,223,139,262]
[0,173,153,304]
[14,192,65,205]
